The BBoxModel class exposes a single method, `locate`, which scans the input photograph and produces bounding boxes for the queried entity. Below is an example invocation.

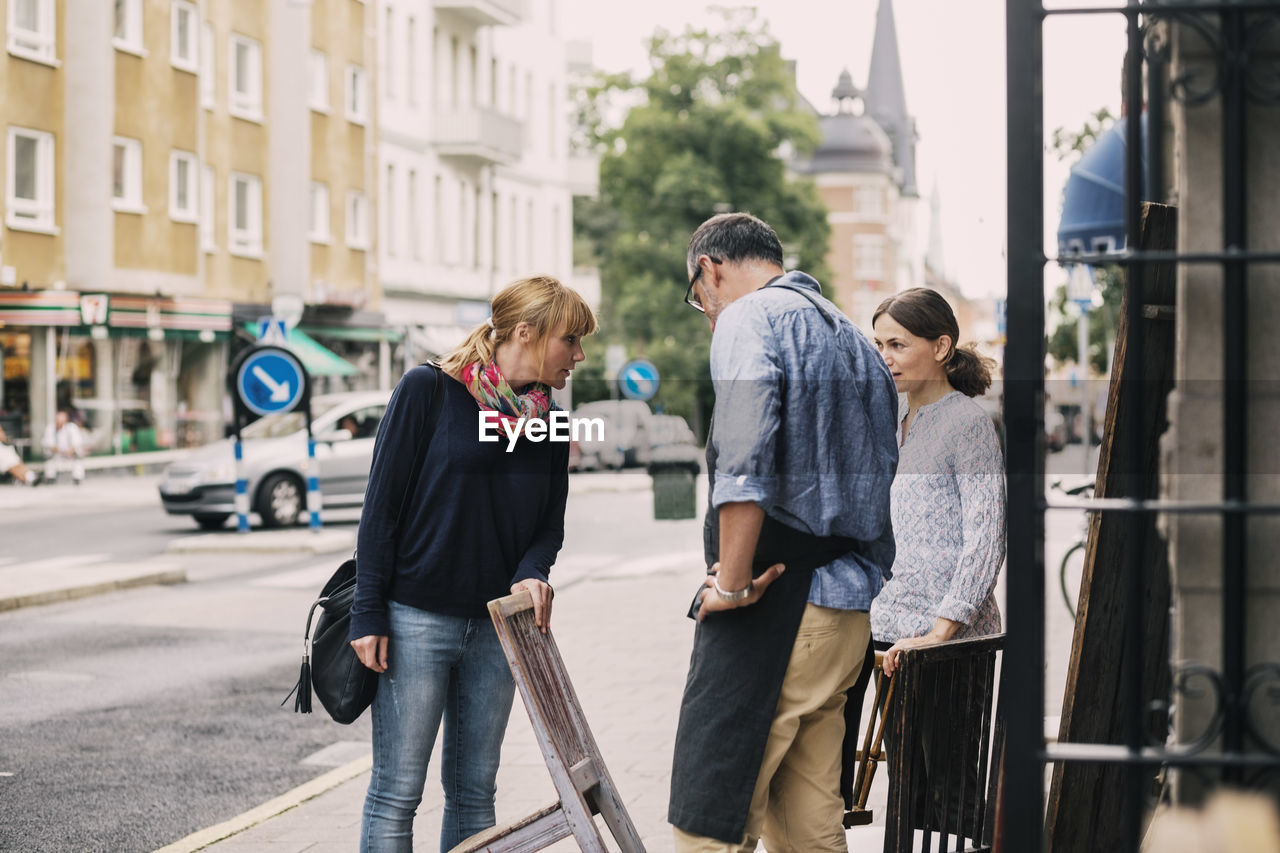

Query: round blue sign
[236,347,307,417]
[618,359,659,401]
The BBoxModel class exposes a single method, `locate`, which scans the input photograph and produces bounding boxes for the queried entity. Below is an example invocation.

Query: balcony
[433,107,524,166]
[433,0,524,28]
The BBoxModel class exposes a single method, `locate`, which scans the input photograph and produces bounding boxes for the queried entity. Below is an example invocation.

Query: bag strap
[391,363,445,537]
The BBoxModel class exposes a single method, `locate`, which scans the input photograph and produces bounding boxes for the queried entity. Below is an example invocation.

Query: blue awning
[242,324,359,377]
[1057,113,1148,259]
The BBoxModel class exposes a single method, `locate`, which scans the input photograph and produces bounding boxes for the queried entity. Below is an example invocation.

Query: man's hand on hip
[696,560,786,621]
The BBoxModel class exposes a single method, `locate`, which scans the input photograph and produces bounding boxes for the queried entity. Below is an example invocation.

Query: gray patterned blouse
[870,390,1006,642]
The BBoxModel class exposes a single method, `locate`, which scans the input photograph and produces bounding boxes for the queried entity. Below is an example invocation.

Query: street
[0,463,1085,852]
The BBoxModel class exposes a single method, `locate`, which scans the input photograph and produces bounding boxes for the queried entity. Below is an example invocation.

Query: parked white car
[158,391,390,529]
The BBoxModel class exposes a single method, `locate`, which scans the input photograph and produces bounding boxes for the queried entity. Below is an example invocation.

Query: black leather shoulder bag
[283,364,445,724]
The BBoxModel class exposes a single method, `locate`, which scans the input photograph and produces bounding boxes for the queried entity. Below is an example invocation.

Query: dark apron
[668,430,859,844]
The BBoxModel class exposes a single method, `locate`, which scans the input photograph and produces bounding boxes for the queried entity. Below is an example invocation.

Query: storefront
[0,291,232,459]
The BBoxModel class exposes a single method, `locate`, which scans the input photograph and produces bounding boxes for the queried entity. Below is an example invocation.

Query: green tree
[1048,107,1123,375]
[1046,264,1123,374]
[573,8,830,436]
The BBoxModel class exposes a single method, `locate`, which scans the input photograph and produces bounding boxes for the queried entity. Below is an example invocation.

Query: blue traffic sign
[235,347,307,417]
[618,359,659,401]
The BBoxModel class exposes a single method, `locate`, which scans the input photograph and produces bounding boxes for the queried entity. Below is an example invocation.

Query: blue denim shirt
[709,271,899,610]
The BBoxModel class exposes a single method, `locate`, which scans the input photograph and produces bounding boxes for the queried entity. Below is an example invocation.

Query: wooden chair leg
[858,674,895,809]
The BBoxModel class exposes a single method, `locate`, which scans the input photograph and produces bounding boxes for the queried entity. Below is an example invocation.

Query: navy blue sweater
[350,365,568,639]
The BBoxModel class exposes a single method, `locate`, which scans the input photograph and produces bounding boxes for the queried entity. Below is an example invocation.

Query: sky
[558,0,1132,302]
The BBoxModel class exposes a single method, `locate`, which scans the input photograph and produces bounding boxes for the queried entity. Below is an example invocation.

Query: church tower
[793,0,923,329]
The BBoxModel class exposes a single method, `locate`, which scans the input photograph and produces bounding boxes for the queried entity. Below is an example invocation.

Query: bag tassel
[281,598,326,714]
[294,655,312,713]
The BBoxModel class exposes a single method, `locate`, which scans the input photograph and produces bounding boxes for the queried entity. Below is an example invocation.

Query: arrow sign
[618,359,659,402]
[252,365,292,403]
[234,347,307,417]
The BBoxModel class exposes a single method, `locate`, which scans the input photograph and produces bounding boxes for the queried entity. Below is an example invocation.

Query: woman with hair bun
[869,286,1004,669]
[859,286,1005,833]
[350,275,596,852]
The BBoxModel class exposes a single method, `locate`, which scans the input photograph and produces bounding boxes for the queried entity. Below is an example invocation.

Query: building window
[383,7,395,101]
[384,164,397,258]
[5,127,55,231]
[406,17,417,108]
[309,182,330,244]
[113,0,144,54]
[508,195,517,273]
[200,165,215,251]
[346,65,368,125]
[169,150,198,222]
[857,186,884,218]
[229,34,263,121]
[229,172,263,256]
[526,199,535,269]
[170,0,198,73]
[548,82,557,157]
[346,191,370,250]
[7,0,55,64]
[408,170,420,260]
[200,23,214,108]
[433,175,444,263]
[473,184,483,270]
[458,179,468,267]
[449,36,459,109]
[854,234,885,280]
[309,50,329,113]
[112,136,145,213]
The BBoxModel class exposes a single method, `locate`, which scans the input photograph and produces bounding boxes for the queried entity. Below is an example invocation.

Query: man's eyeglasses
[685,256,722,313]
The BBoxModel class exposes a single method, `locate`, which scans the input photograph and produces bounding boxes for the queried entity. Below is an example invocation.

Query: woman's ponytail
[945,343,995,398]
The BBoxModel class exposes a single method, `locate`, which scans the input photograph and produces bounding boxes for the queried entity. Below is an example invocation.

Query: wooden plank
[447,803,573,853]
[1043,203,1179,851]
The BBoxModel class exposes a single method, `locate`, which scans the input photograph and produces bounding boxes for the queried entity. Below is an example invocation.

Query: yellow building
[0,0,379,459]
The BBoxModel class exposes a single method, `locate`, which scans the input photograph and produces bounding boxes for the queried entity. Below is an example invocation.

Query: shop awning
[242,324,359,377]
[300,324,403,343]
[1057,113,1148,259]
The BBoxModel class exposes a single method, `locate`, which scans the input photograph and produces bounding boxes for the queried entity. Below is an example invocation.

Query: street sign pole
[228,343,313,533]
[305,405,321,532]
[234,425,250,533]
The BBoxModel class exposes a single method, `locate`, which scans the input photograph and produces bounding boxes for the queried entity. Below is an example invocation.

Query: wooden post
[1043,203,1179,850]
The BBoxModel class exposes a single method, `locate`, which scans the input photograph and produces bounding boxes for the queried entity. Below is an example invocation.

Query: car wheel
[257,473,303,528]
[193,513,230,531]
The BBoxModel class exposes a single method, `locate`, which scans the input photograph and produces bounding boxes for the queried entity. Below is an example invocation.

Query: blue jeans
[360,600,516,853]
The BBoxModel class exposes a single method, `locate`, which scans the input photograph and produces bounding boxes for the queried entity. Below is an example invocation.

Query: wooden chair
[844,650,896,828]
[883,634,1005,853]
[449,591,647,853]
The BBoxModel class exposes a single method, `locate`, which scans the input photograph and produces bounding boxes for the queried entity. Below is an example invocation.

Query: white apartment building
[377,0,577,360]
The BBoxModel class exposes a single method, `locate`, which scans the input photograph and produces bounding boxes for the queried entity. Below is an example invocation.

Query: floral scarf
[460,360,552,426]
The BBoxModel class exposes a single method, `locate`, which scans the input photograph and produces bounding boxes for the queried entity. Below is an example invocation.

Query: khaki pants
[675,605,870,853]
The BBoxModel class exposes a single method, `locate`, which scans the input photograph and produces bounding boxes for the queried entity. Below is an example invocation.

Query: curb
[152,753,373,853]
[0,569,187,613]
[166,529,356,555]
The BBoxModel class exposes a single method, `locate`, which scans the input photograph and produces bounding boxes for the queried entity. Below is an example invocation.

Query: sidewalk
[159,560,888,852]
[0,471,163,513]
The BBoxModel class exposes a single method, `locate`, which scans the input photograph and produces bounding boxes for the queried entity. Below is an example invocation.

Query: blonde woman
[350,276,597,852]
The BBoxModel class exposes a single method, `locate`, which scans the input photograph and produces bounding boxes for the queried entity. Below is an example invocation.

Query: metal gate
[1004,1,1280,850]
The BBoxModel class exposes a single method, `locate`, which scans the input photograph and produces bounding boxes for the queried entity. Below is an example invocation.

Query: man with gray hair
[669,212,898,852]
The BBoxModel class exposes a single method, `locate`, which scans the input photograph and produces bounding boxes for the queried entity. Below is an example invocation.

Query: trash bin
[648,448,701,520]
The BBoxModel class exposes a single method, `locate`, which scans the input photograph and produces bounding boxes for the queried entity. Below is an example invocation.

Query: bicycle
[1052,478,1095,619]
